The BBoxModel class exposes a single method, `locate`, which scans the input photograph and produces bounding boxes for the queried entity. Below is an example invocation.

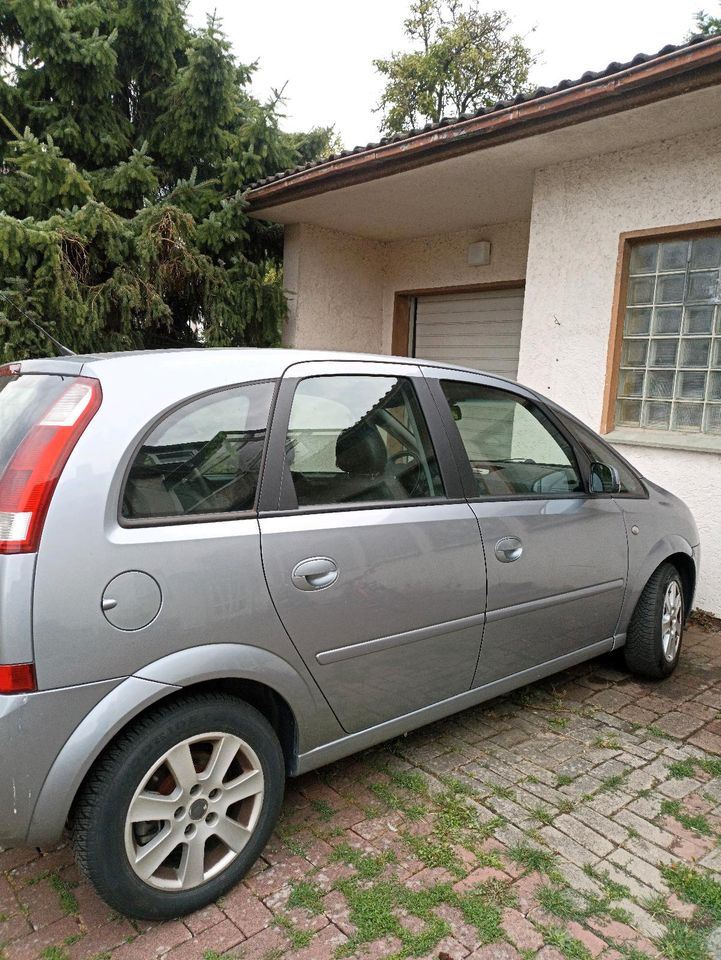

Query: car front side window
[440,380,583,497]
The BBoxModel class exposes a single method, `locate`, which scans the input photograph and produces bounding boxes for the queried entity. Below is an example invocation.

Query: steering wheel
[389,450,420,468]
[389,449,424,497]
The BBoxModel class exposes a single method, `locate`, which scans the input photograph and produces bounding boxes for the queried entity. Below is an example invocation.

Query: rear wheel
[72,694,284,919]
[624,562,684,680]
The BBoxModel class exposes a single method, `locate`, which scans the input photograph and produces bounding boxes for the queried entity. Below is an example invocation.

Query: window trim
[117,377,280,528]
[258,370,465,515]
[602,218,721,441]
[424,374,600,502]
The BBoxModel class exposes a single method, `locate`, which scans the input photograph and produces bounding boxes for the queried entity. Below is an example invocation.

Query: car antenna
[0,290,76,357]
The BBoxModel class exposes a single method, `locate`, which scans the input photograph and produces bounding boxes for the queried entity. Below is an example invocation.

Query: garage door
[413,288,524,378]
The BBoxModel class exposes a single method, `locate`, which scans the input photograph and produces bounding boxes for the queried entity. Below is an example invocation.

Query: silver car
[0,349,698,919]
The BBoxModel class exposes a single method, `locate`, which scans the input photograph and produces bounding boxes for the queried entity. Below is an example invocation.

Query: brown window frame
[601,218,721,436]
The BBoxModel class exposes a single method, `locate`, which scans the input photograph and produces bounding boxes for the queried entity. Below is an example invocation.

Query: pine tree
[0,0,333,359]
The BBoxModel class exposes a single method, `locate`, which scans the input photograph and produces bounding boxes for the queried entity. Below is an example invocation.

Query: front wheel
[624,562,684,680]
[72,693,285,919]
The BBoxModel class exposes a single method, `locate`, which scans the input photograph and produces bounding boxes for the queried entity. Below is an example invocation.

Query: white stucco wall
[284,220,531,354]
[519,124,721,613]
[283,223,386,352]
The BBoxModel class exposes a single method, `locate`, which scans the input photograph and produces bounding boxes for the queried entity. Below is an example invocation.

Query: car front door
[258,361,487,734]
[425,369,628,687]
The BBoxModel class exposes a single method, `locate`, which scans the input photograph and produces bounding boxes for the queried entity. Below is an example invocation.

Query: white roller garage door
[413,287,524,378]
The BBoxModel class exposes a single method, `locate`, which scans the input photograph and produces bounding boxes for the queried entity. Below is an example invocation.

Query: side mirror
[590,461,621,494]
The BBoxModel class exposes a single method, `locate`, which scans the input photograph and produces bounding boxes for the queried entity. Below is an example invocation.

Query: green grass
[507,842,559,878]
[646,725,671,740]
[597,772,627,793]
[402,830,464,877]
[548,716,570,729]
[541,925,594,960]
[273,913,314,949]
[330,843,397,880]
[699,756,721,778]
[530,805,555,825]
[668,755,721,781]
[473,877,517,909]
[389,769,429,796]
[40,949,69,960]
[657,918,709,960]
[537,885,584,922]
[457,891,503,943]
[660,799,714,836]
[287,879,325,915]
[582,864,631,901]
[489,783,516,800]
[556,774,575,787]
[661,863,721,923]
[369,781,426,820]
[49,874,78,916]
[595,736,621,750]
[667,758,697,780]
[310,798,335,821]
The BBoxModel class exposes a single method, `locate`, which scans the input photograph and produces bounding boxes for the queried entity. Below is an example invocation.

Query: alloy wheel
[661,579,683,663]
[124,732,264,890]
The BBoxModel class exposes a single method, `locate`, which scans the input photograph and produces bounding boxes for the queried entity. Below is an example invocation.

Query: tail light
[0,663,36,694]
[0,377,102,554]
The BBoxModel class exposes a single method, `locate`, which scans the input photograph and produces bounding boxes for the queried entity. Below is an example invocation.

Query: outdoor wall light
[467,240,491,266]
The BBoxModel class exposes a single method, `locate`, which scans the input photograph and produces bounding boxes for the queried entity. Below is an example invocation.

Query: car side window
[566,418,646,496]
[285,375,444,507]
[440,380,583,497]
[122,381,275,521]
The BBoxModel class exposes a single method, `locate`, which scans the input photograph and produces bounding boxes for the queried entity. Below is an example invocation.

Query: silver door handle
[291,557,339,591]
[494,537,523,563]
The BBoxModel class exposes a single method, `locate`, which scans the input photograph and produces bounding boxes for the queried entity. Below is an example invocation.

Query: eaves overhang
[247,34,721,212]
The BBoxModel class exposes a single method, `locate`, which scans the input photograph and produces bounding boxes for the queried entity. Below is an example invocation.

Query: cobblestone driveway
[2,621,721,960]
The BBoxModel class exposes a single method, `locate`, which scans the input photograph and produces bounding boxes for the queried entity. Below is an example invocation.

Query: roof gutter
[248,36,721,212]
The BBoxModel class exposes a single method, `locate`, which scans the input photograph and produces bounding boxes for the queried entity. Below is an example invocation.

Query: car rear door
[258,360,487,734]
[424,368,628,686]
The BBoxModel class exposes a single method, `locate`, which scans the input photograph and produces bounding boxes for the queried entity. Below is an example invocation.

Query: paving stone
[554,814,614,858]
[539,825,598,867]
[613,808,674,848]
[2,624,720,960]
[3,917,81,960]
[607,848,668,892]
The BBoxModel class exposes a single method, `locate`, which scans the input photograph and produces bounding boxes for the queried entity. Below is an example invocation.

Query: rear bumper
[0,679,120,846]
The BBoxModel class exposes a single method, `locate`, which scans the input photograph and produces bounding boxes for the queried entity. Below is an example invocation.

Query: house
[247,34,721,615]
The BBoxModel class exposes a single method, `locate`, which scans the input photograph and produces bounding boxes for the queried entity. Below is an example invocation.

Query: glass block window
[616,233,721,434]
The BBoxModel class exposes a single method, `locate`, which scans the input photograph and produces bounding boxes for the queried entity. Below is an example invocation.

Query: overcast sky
[186,1,709,148]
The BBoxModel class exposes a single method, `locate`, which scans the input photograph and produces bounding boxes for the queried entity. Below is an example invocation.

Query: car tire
[72,693,285,919]
[624,562,684,680]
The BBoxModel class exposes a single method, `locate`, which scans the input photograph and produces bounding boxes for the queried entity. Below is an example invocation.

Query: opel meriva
[0,349,698,918]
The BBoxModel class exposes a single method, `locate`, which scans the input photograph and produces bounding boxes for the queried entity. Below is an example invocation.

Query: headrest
[336,421,387,476]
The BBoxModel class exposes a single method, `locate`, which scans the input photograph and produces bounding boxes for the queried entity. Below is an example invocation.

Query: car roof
[17,347,515,388]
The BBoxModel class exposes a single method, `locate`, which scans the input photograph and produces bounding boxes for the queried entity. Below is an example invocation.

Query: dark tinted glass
[440,380,582,496]
[122,381,275,520]
[286,375,444,506]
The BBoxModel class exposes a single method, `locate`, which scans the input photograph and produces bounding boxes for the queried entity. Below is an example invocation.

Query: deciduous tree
[374,0,533,135]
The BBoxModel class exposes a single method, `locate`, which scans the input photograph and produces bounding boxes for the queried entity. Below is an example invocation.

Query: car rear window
[122,380,276,521]
[0,372,70,475]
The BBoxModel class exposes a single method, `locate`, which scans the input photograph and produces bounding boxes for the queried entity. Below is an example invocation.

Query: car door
[258,360,487,734]
[425,369,628,686]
